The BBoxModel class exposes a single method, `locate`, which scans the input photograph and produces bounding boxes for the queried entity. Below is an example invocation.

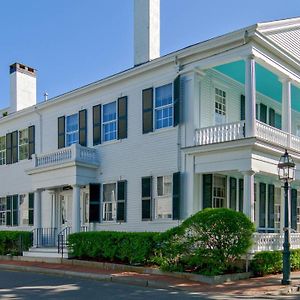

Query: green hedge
[68,231,159,265]
[0,231,32,255]
[251,249,300,276]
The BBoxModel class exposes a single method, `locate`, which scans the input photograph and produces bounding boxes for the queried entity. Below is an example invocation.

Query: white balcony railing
[251,232,300,253]
[33,143,99,169]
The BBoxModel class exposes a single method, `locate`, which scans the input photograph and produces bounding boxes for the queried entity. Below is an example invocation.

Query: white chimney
[134,0,160,66]
[10,63,37,112]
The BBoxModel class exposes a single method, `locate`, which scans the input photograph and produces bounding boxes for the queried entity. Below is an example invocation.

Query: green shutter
[203,174,213,209]
[259,183,266,228]
[6,133,12,165]
[239,179,244,212]
[291,189,297,231]
[89,184,101,222]
[28,125,35,159]
[142,177,152,220]
[172,172,181,220]
[117,181,127,222]
[173,76,181,126]
[12,195,18,226]
[118,96,128,139]
[142,88,153,134]
[229,177,237,210]
[269,108,275,127]
[6,196,12,226]
[275,113,282,129]
[240,95,245,121]
[12,131,18,163]
[28,193,34,226]
[58,116,65,149]
[93,104,101,145]
[79,109,87,146]
[259,103,267,123]
[268,184,275,229]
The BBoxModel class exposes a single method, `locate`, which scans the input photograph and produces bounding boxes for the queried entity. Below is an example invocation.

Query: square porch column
[72,184,81,233]
[281,78,292,147]
[245,55,256,138]
[242,171,255,222]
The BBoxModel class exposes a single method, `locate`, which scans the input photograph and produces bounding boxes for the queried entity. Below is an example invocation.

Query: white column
[72,185,81,233]
[243,171,255,222]
[245,55,256,138]
[281,78,292,147]
[185,155,195,218]
[34,189,42,229]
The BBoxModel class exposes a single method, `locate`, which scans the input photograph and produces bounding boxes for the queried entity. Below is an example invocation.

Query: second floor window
[66,114,79,146]
[19,129,29,161]
[155,83,173,129]
[0,136,5,165]
[215,87,226,125]
[103,102,117,142]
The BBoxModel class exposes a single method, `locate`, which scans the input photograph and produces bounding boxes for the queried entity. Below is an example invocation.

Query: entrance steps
[23,247,69,259]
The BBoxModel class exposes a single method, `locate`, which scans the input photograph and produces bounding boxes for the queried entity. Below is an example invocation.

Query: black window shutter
[173,172,181,220]
[203,174,213,209]
[28,125,35,159]
[28,193,34,226]
[93,104,101,145]
[268,184,275,229]
[291,189,298,231]
[6,196,12,226]
[269,108,275,127]
[142,88,153,134]
[240,95,245,121]
[12,131,18,163]
[142,177,152,220]
[58,116,65,149]
[259,103,267,123]
[239,179,244,212]
[6,133,12,165]
[259,183,266,228]
[12,195,18,226]
[89,183,101,222]
[117,180,127,222]
[79,109,87,146]
[229,177,237,210]
[173,76,181,126]
[118,96,128,139]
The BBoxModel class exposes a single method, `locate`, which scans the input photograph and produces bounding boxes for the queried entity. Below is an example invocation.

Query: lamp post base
[281,279,292,285]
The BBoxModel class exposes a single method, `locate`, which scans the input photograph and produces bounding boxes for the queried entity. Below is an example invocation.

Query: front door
[59,192,72,231]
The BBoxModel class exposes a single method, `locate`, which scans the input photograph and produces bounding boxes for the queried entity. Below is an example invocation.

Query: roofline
[257,16,300,33]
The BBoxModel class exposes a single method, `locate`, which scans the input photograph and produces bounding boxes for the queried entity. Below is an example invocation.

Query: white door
[59,192,72,230]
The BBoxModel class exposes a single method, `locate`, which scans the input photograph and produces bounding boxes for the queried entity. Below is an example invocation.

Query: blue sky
[0,0,300,108]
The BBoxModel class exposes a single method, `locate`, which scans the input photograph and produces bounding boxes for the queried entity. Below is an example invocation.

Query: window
[103,183,116,221]
[19,194,28,226]
[274,187,281,231]
[213,175,226,208]
[214,88,226,125]
[0,136,5,165]
[155,83,173,129]
[19,128,29,160]
[66,114,79,146]
[155,175,172,219]
[0,197,6,225]
[6,195,18,226]
[103,102,117,142]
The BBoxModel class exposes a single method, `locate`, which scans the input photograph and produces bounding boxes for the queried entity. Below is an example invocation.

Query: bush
[0,231,32,255]
[154,208,255,275]
[251,249,300,276]
[68,231,159,265]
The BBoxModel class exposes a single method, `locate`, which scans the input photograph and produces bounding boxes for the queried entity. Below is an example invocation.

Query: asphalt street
[0,269,298,300]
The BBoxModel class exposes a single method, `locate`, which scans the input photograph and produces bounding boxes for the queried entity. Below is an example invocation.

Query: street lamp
[277,149,296,285]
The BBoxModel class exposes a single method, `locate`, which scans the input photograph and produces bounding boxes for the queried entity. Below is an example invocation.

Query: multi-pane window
[0,197,6,226]
[214,88,226,125]
[155,175,172,219]
[0,136,5,165]
[155,83,173,129]
[66,114,79,146]
[19,194,28,226]
[103,102,117,142]
[19,129,29,160]
[213,175,226,208]
[274,187,281,231]
[103,183,116,221]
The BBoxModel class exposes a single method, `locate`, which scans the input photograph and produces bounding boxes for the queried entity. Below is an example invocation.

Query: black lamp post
[277,149,296,285]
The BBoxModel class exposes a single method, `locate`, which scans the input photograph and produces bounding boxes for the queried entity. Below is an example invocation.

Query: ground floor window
[155,175,172,219]
[212,175,226,208]
[0,197,6,225]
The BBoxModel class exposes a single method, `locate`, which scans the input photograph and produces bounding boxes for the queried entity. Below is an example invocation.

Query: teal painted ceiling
[214,61,300,112]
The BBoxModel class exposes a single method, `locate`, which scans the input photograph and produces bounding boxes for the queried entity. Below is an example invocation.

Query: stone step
[23,247,69,259]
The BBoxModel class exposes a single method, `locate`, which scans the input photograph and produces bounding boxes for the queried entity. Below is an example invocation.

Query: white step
[23,247,69,259]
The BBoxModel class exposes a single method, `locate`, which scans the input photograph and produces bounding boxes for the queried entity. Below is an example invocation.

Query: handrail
[57,227,71,255]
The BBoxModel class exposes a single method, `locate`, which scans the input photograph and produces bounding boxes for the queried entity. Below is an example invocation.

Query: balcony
[194,120,300,152]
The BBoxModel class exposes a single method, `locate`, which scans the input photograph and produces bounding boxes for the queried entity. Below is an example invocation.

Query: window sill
[145,126,176,137]
[94,139,122,148]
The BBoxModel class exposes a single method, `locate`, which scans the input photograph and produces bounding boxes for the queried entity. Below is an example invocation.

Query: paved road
[0,269,298,300]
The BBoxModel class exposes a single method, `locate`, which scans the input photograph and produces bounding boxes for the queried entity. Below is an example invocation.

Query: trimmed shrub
[68,231,159,265]
[154,208,255,275]
[0,231,32,255]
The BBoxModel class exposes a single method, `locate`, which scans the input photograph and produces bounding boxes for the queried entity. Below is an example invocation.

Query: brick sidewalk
[0,260,299,296]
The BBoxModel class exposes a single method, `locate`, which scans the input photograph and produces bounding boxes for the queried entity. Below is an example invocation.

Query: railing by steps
[33,143,99,169]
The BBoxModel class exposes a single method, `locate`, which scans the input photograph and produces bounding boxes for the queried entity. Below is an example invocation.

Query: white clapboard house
[1,0,300,256]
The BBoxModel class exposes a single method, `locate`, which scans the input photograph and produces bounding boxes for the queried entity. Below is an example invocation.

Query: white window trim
[102,101,118,143]
[213,86,227,125]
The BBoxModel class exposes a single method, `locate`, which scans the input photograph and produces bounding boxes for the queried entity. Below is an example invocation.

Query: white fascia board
[257,17,300,34]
